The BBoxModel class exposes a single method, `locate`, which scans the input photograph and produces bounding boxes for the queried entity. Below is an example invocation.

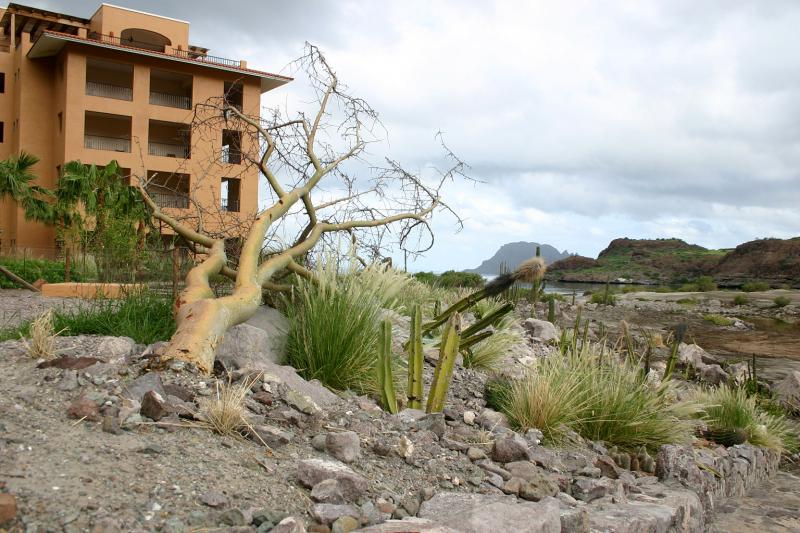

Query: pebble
[199,490,228,508]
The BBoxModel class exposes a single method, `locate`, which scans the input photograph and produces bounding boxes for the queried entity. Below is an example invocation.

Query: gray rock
[520,476,559,502]
[571,477,618,503]
[700,364,730,385]
[353,518,460,532]
[95,336,136,363]
[57,370,79,391]
[248,424,294,448]
[122,372,166,403]
[491,435,530,463]
[311,479,345,504]
[396,408,427,425]
[270,516,307,533]
[775,370,800,413]
[476,408,509,431]
[311,503,359,525]
[218,508,247,526]
[311,433,328,451]
[418,492,560,533]
[284,388,322,415]
[244,306,289,353]
[296,459,368,501]
[522,319,559,342]
[559,507,589,533]
[475,459,512,480]
[326,431,361,463]
[416,413,446,439]
[199,490,228,508]
[678,343,706,368]
[216,323,275,370]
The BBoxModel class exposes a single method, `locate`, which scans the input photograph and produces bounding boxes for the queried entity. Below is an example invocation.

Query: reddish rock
[38,356,103,370]
[253,390,274,406]
[0,493,17,525]
[140,390,171,421]
[67,396,101,422]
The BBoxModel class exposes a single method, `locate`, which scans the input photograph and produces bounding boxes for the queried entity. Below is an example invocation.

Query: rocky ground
[0,289,799,532]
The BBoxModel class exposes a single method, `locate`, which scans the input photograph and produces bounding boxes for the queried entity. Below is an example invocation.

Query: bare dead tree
[136,44,467,373]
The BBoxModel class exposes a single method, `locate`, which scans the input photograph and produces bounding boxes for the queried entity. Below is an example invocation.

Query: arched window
[120,28,171,52]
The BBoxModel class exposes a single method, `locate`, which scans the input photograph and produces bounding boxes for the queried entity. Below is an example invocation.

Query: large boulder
[418,492,560,533]
[774,371,800,413]
[296,459,368,501]
[217,323,277,369]
[677,343,707,368]
[523,319,559,342]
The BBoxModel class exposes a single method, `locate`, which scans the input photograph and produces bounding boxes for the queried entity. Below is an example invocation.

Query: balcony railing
[149,142,190,159]
[221,198,240,212]
[147,190,189,209]
[86,81,133,101]
[84,135,131,152]
[87,32,244,70]
[150,91,192,110]
[221,146,242,165]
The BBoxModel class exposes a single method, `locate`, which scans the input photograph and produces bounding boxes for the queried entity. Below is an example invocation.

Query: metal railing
[147,190,189,209]
[149,142,190,158]
[221,198,240,212]
[86,32,244,70]
[221,146,242,164]
[150,91,191,110]
[84,135,131,152]
[86,81,133,101]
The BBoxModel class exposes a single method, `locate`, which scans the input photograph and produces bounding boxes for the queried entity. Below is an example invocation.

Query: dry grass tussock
[21,310,64,359]
[196,373,265,443]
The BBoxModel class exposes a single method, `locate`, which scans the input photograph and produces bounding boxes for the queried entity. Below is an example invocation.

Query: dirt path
[711,467,800,532]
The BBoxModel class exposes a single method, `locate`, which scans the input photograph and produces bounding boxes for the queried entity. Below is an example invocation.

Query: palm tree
[0,151,54,223]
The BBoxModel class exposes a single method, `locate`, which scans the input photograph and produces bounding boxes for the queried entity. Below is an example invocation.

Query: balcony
[221,130,242,164]
[148,120,191,159]
[84,111,131,153]
[150,69,192,110]
[147,171,190,209]
[84,135,131,152]
[85,57,133,101]
[86,81,133,101]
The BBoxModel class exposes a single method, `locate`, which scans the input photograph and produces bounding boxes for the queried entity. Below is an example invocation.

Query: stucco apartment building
[0,2,290,255]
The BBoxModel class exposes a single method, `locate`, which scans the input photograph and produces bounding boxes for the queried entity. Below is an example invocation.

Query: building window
[221,130,241,164]
[57,112,63,133]
[221,177,240,212]
[0,73,5,93]
[0,122,4,143]
[223,81,243,110]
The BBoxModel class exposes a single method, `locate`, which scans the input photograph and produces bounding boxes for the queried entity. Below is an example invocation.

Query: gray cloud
[36,0,800,268]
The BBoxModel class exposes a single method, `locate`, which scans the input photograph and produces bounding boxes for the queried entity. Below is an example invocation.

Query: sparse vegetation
[413,270,485,289]
[741,281,770,292]
[589,291,616,306]
[282,268,383,393]
[496,346,700,449]
[703,314,734,327]
[0,291,174,344]
[20,310,63,359]
[773,296,791,308]
[197,374,261,440]
[693,386,799,453]
[733,294,749,306]
[678,276,717,292]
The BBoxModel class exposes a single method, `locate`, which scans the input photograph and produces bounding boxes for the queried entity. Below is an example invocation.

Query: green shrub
[693,387,799,453]
[0,291,174,344]
[733,294,748,306]
[0,257,87,288]
[590,291,616,306]
[413,270,484,289]
[703,314,734,327]
[773,296,791,308]
[741,281,769,292]
[282,272,383,393]
[497,347,699,449]
[676,298,698,305]
[679,276,717,292]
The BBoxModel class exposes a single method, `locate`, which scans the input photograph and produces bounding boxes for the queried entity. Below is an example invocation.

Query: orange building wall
[0,3,286,257]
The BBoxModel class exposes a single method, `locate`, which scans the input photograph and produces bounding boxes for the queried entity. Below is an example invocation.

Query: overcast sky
[40,1,800,271]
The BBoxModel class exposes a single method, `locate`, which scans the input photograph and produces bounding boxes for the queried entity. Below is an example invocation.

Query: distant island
[465,241,571,275]
[546,237,800,287]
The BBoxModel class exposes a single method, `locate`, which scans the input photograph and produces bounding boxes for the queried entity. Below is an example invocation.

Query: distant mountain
[466,241,571,275]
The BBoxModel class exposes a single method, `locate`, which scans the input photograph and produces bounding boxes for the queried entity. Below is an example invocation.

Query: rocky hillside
[467,242,571,275]
[548,237,800,287]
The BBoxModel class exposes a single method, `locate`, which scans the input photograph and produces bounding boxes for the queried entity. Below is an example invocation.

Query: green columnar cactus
[377,317,398,414]
[530,246,542,316]
[407,304,424,410]
[547,298,555,323]
[460,302,513,339]
[426,313,461,413]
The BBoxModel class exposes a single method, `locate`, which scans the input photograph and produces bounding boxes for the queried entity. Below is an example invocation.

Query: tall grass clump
[733,294,748,306]
[741,281,769,292]
[499,346,699,449]
[465,324,521,372]
[773,296,791,308]
[283,269,383,393]
[693,386,799,453]
[2,291,174,344]
[21,310,64,359]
